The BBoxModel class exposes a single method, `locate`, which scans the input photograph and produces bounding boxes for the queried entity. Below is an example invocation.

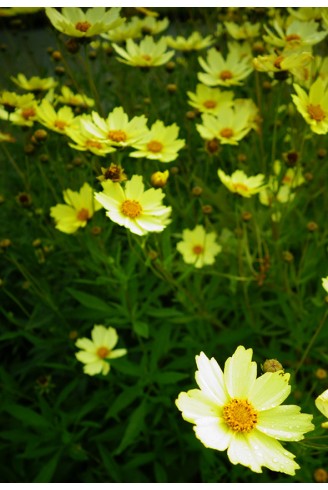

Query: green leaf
[66,288,112,313]
[5,404,50,429]
[33,451,61,483]
[153,371,189,385]
[105,385,142,419]
[114,400,148,455]
[98,444,121,482]
[133,320,149,338]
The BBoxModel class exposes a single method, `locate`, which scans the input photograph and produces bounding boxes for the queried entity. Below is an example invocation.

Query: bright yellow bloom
[198,45,253,87]
[95,175,171,236]
[264,19,327,48]
[0,92,38,127]
[57,86,95,109]
[225,21,260,40]
[112,35,174,67]
[101,16,142,43]
[50,182,102,234]
[291,78,328,134]
[322,277,328,294]
[150,170,169,188]
[130,120,185,163]
[11,74,57,92]
[0,91,35,111]
[187,84,234,115]
[315,389,328,429]
[45,7,124,38]
[66,118,116,157]
[75,325,127,376]
[288,7,327,21]
[176,225,222,268]
[218,169,266,197]
[36,99,77,134]
[176,346,314,474]
[165,32,214,51]
[253,49,313,81]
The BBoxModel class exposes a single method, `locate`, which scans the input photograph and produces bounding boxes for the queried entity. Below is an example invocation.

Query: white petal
[195,352,229,405]
[176,389,219,423]
[257,405,314,441]
[223,346,257,398]
[194,419,233,451]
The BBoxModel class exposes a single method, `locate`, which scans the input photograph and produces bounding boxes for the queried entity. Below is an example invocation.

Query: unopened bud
[192,186,203,197]
[262,358,283,373]
[307,221,318,232]
[151,170,169,188]
[315,368,327,380]
[314,468,328,483]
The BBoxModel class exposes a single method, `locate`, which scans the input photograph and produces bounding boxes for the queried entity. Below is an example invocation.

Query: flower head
[291,78,328,134]
[36,99,77,134]
[57,86,95,109]
[112,35,174,67]
[218,169,266,198]
[94,175,171,236]
[75,325,127,376]
[165,32,214,51]
[176,346,314,474]
[264,19,327,48]
[176,225,222,268]
[187,84,234,115]
[225,21,260,40]
[11,74,57,92]
[315,389,328,428]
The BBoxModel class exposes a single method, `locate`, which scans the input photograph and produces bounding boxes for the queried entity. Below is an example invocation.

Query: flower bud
[262,359,283,373]
[151,170,169,188]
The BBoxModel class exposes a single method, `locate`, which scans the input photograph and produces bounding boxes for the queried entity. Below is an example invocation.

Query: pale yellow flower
[218,169,266,197]
[165,32,214,51]
[291,78,328,134]
[315,388,328,429]
[112,35,174,67]
[101,16,142,43]
[11,74,57,92]
[253,49,313,81]
[75,325,127,376]
[264,19,327,48]
[57,86,95,109]
[138,16,169,35]
[66,118,116,157]
[176,225,222,268]
[36,99,77,134]
[176,346,314,474]
[0,92,38,127]
[187,84,234,115]
[287,7,327,22]
[225,21,260,40]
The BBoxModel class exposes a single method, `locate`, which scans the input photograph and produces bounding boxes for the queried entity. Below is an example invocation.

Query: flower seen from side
[176,346,314,474]
[75,325,127,376]
[224,21,261,40]
[315,389,328,429]
[176,225,222,268]
[56,86,95,109]
[112,35,174,67]
[94,174,171,236]
[253,49,313,81]
[291,77,328,134]
[11,74,57,92]
[218,169,266,198]
[165,32,214,51]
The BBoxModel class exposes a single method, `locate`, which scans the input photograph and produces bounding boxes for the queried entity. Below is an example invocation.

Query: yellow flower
[75,325,127,376]
[264,19,327,48]
[165,32,214,51]
[56,86,95,109]
[11,74,57,92]
[0,7,42,17]
[225,21,260,40]
[94,175,171,236]
[198,45,253,87]
[0,91,35,111]
[66,118,116,156]
[176,225,222,268]
[322,277,328,294]
[0,92,38,127]
[288,7,327,21]
[112,35,174,67]
[36,99,77,134]
[97,163,127,183]
[176,346,314,474]
[150,170,169,188]
[218,169,266,198]
[253,49,313,80]
[291,78,328,134]
[187,84,234,115]
[315,389,328,429]
[130,120,185,163]
[45,7,124,38]
[101,16,142,43]
[0,131,16,143]
[50,182,102,234]
[138,16,169,36]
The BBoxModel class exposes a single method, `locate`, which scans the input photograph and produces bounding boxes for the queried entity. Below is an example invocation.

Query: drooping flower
[291,78,328,134]
[176,225,222,268]
[138,16,169,36]
[45,7,124,38]
[50,182,102,234]
[176,346,314,474]
[94,174,171,236]
[11,74,57,92]
[165,32,214,51]
[315,389,328,429]
[187,84,234,115]
[36,99,77,134]
[112,35,174,67]
[218,169,266,197]
[75,325,127,376]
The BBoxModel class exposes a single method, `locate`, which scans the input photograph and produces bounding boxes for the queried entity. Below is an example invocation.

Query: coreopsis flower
[291,78,328,134]
[315,389,328,429]
[138,16,169,35]
[94,174,171,236]
[253,49,313,81]
[264,19,327,49]
[56,86,95,109]
[36,99,77,134]
[288,7,327,21]
[176,225,222,268]
[75,325,127,376]
[196,105,253,146]
[225,21,261,40]
[150,170,169,188]
[50,182,102,234]
[176,346,314,474]
[165,32,214,51]
[0,7,43,16]
[187,84,234,115]
[0,131,15,143]
[198,46,253,87]
[45,7,124,38]
[66,118,116,156]
[322,277,328,293]
[112,35,174,67]
[0,91,35,112]
[130,120,185,163]
[97,163,127,183]
[0,92,38,126]
[11,74,57,92]
[101,16,142,43]
[218,169,266,198]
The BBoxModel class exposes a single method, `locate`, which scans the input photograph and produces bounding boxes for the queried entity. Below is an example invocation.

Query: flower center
[77,208,90,221]
[147,140,163,153]
[121,199,142,218]
[192,244,204,255]
[274,55,284,69]
[54,120,67,130]
[233,183,249,193]
[108,129,127,142]
[285,33,301,42]
[219,70,233,81]
[75,21,91,32]
[142,54,152,62]
[203,99,217,109]
[307,104,325,122]
[22,107,36,119]
[97,346,110,359]
[220,128,234,138]
[222,398,258,432]
[86,139,103,149]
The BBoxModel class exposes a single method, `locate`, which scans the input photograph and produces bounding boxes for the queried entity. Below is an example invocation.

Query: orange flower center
[86,140,102,149]
[142,54,152,62]
[285,33,301,42]
[75,21,91,32]
[22,107,36,119]
[307,104,325,122]
[108,129,127,142]
[274,55,284,69]
[147,140,163,153]
[223,398,258,433]
[203,99,217,109]
[192,245,204,255]
[54,120,67,130]
[220,128,234,139]
[121,199,142,218]
[97,346,110,359]
[233,183,249,193]
[77,208,90,221]
[219,70,233,81]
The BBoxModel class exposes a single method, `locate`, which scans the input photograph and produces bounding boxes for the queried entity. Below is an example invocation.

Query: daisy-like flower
[225,21,260,40]
[218,169,266,198]
[130,120,185,163]
[66,118,116,156]
[112,35,174,67]
[101,16,142,43]
[75,325,127,376]
[50,182,102,234]
[0,92,38,127]
[198,46,253,87]
[97,163,127,183]
[291,77,328,134]
[94,174,171,236]
[176,225,222,269]
[11,74,57,92]
[264,19,327,49]
[0,91,35,112]
[176,346,314,474]
[187,84,234,115]
[322,276,328,293]
[315,389,328,429]
[36,99,77,134]
[288,7,327,21]
[138,16,169,36]
[56,86,95,109]
[253,49,313,81]
[0,131,16,143]
[165,32,214,52]
[45,7,124,38]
